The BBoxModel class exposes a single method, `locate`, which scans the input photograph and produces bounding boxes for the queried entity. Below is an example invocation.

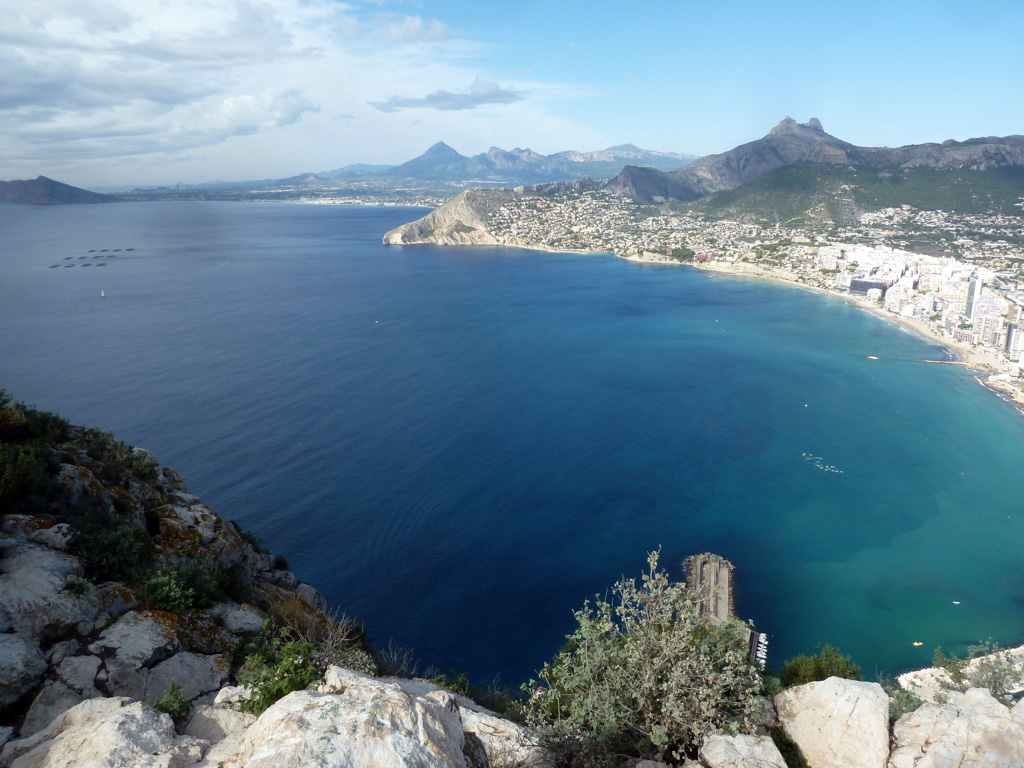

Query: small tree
[153,683,191,726]
[525,551,761,765]
[779,645,861,688]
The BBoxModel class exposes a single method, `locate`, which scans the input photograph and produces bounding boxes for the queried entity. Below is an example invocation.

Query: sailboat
[101,290,105,298]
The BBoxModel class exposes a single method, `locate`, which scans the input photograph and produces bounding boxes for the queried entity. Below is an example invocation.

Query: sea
[2,200,1024,686]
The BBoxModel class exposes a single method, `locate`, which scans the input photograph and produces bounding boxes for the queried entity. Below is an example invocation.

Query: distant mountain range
[354,141,695,184]
[0,176,117,205]
[8,121,1024,218]
[606,118,1024,222]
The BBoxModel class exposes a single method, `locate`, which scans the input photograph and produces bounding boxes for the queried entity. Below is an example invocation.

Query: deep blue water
[3,201,1024,685]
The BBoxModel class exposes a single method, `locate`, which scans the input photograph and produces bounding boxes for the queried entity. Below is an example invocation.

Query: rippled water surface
[3,201,1024,684]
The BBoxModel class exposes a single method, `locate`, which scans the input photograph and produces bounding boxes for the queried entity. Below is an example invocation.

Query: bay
[2,201,1024,685]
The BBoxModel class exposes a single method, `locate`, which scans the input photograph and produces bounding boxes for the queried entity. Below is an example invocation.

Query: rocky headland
[4,396,1024,767]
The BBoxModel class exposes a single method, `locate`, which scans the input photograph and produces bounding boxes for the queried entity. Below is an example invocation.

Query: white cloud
[370,78,524,112]
[0,0,603,185]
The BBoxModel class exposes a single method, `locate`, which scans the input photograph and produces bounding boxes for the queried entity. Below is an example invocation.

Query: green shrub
[966,640,1016,700]
[153,682,190,726]
[0,441,59,514]
[130,451,159,482]
[64,575,93,597]
[144,560,227,613]
[238,623,320,715]
[888,688,924,723]
[525,551,761,765]
[429,671,476,698]
[779,645,862,688]
[0,391,71,445]
[67,504,154,584]
[144,569,195,613]
[932,646,967,685]
[267,596,377,677]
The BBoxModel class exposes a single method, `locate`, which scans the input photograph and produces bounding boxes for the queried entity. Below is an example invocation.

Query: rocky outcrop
[215,686,468,768]
[319,667,547,768]
[383,188,519,246]
[888,688,1024,768]
[775,677,890,768]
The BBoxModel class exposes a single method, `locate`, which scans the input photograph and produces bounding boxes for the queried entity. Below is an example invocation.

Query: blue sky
[1,0,1021,187]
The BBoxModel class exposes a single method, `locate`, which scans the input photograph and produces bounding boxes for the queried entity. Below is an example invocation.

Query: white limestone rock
[888,687,1024,768]
[89,610,178,700]
[88,610,178,667]
[0,634,47,708]
[212,686,250,708]
[700,734,787,768]
[21,654,106,736]
[0,697,206,768]
[19,679,98,738]
[460,706,546,767]
[319,667,548,767]
[144,652,230,704]
[57,654,103,692]
[0,543,101,639]
[183,705,255,745]
[47,640,79,666]
[56,464,113,510]
[294,582,326,611]
[775,677,889,768]
[28,524,72,551]
[215,685,469,768]
[209,603,265,634]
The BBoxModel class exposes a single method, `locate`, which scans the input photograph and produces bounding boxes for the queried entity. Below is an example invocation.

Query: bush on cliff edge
[525,551,761,766]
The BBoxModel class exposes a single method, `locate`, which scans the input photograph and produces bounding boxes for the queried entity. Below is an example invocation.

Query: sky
[2,0,1022,188]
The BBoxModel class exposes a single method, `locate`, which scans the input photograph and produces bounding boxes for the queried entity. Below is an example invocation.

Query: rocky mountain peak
[769,117,825,136]
[422,141,463,159]
[770,116,799,135]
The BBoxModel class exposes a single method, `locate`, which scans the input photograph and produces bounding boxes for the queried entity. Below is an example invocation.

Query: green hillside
[685,164,1024,225]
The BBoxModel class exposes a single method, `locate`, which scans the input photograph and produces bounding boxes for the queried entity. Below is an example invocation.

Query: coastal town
[437,188,1024,406]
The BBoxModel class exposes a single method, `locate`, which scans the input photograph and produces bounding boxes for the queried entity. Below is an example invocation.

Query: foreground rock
[775,677,889,768]
[0,635,47,709]
[888,688,1024,768]
[700,733,787,768]
[0,698,204,768]
[215,686,467,768]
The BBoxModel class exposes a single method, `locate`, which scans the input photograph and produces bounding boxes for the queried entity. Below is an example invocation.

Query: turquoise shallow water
[2,201,1024,684]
